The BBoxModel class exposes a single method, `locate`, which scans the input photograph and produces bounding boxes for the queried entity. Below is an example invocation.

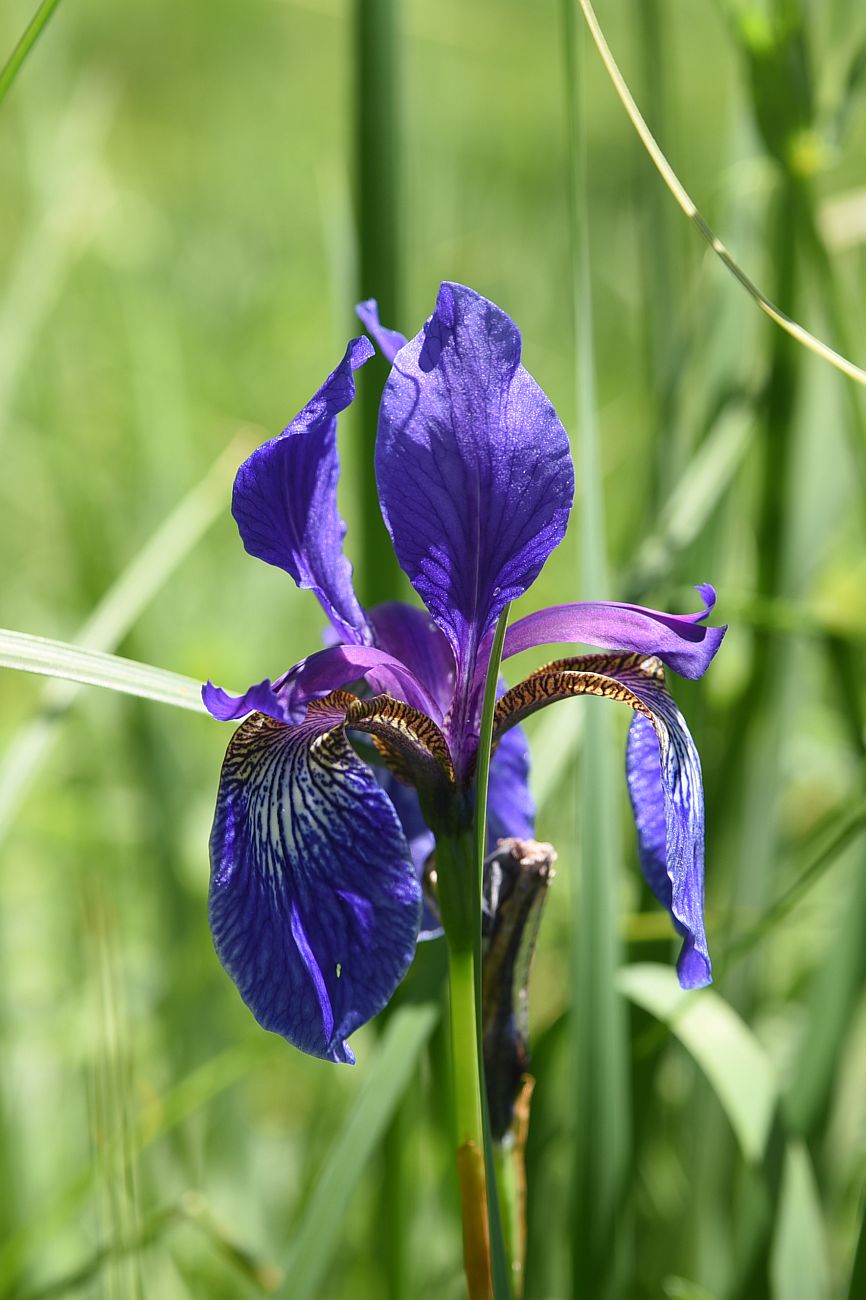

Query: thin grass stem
[576,0,866,390]
[0,0,65,109]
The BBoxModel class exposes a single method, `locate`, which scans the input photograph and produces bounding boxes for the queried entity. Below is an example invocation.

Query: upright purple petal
[376,283,574,679]
[356,300,407,364]
[503,585,726,680]
[209,699,421,1062]
[231,338,374,644]
[625,692,710,989]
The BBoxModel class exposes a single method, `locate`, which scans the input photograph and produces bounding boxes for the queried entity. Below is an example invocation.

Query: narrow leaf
[0,629,208,715]
[279,1001,439,1300]
[770,1141,831,1300]
[0,435,245,835]
[562,4,630,1294]
[0,0,65,110]
[617,963,777,1162]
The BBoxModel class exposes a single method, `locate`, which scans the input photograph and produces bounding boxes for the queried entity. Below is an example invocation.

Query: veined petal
[487,720,535,846]
[624,698,709,989]
[376,283,574,679]
[346,693,455,789]
[284,643,444,721]
[369,601,456,719]
[205,641,446,743]
[209,695,422,1062]
[494,653,710,988]
[373,720,536,942]
[502,584,725,680]
[375,773,441,941]
[231,338,374,644]
[356,300,407,364]
[626,712,706,986]
[203,678,298,724]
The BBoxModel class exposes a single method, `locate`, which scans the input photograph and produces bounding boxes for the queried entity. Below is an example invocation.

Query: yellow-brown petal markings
[493,653,664,740]
[347,693,455,787]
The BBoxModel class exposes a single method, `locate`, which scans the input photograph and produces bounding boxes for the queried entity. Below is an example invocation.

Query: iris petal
[202,678,298,724]
[623,688,709,989]
[285,643,444,721]
[487,720,535,846]
[356,299,408,364]
[231,338,374,644]
[209,695,422,1062]
[494,653,711,988]
[502,585,725,680]
[376,282,574,681]
[369,602,456,720]
[372,722,535,943]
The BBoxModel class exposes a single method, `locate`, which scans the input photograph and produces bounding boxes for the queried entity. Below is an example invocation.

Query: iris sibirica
[204,282,725,1067]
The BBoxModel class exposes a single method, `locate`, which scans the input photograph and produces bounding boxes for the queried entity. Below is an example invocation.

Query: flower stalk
[434,607,512,1298]
[436,830,492,1299]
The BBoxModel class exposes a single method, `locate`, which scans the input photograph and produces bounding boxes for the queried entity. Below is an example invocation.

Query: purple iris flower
[204,283,725,1064]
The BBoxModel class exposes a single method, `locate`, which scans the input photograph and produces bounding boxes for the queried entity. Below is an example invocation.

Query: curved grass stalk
[0,629,208,714]
[576,0,866,390]
[0,0,65,109]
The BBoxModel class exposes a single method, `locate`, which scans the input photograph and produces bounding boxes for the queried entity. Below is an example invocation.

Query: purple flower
[204,283,725,1063]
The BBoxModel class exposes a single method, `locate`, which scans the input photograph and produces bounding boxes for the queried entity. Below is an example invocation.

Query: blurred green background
[1,0,866,1296]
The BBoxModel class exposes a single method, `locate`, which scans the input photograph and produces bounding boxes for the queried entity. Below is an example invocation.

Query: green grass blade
[0,435,245,836]
[278,1000,440,1300]
[354,8,415,1294]
[785,837,866,1137]
[626,399,754,596]
[846,1179,866,1300]
[770,1141,831,1300]
[0,80,115,424]
[355,0,404,605]
[0,0,65,110]
[0,629,209,714]
[617,964,776,1163]
[575,0,866,389]
[0,1037,277,1291]
[562,4,629,1293]
[720,796,866,970]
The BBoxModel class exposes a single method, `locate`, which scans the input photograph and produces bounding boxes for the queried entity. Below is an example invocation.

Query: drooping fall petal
[208,696,422,1062]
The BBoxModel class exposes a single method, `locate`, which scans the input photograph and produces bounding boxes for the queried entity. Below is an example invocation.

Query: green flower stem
[473,608,513,1299]
[434,607,512,1299]
[437,830,491,1300]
